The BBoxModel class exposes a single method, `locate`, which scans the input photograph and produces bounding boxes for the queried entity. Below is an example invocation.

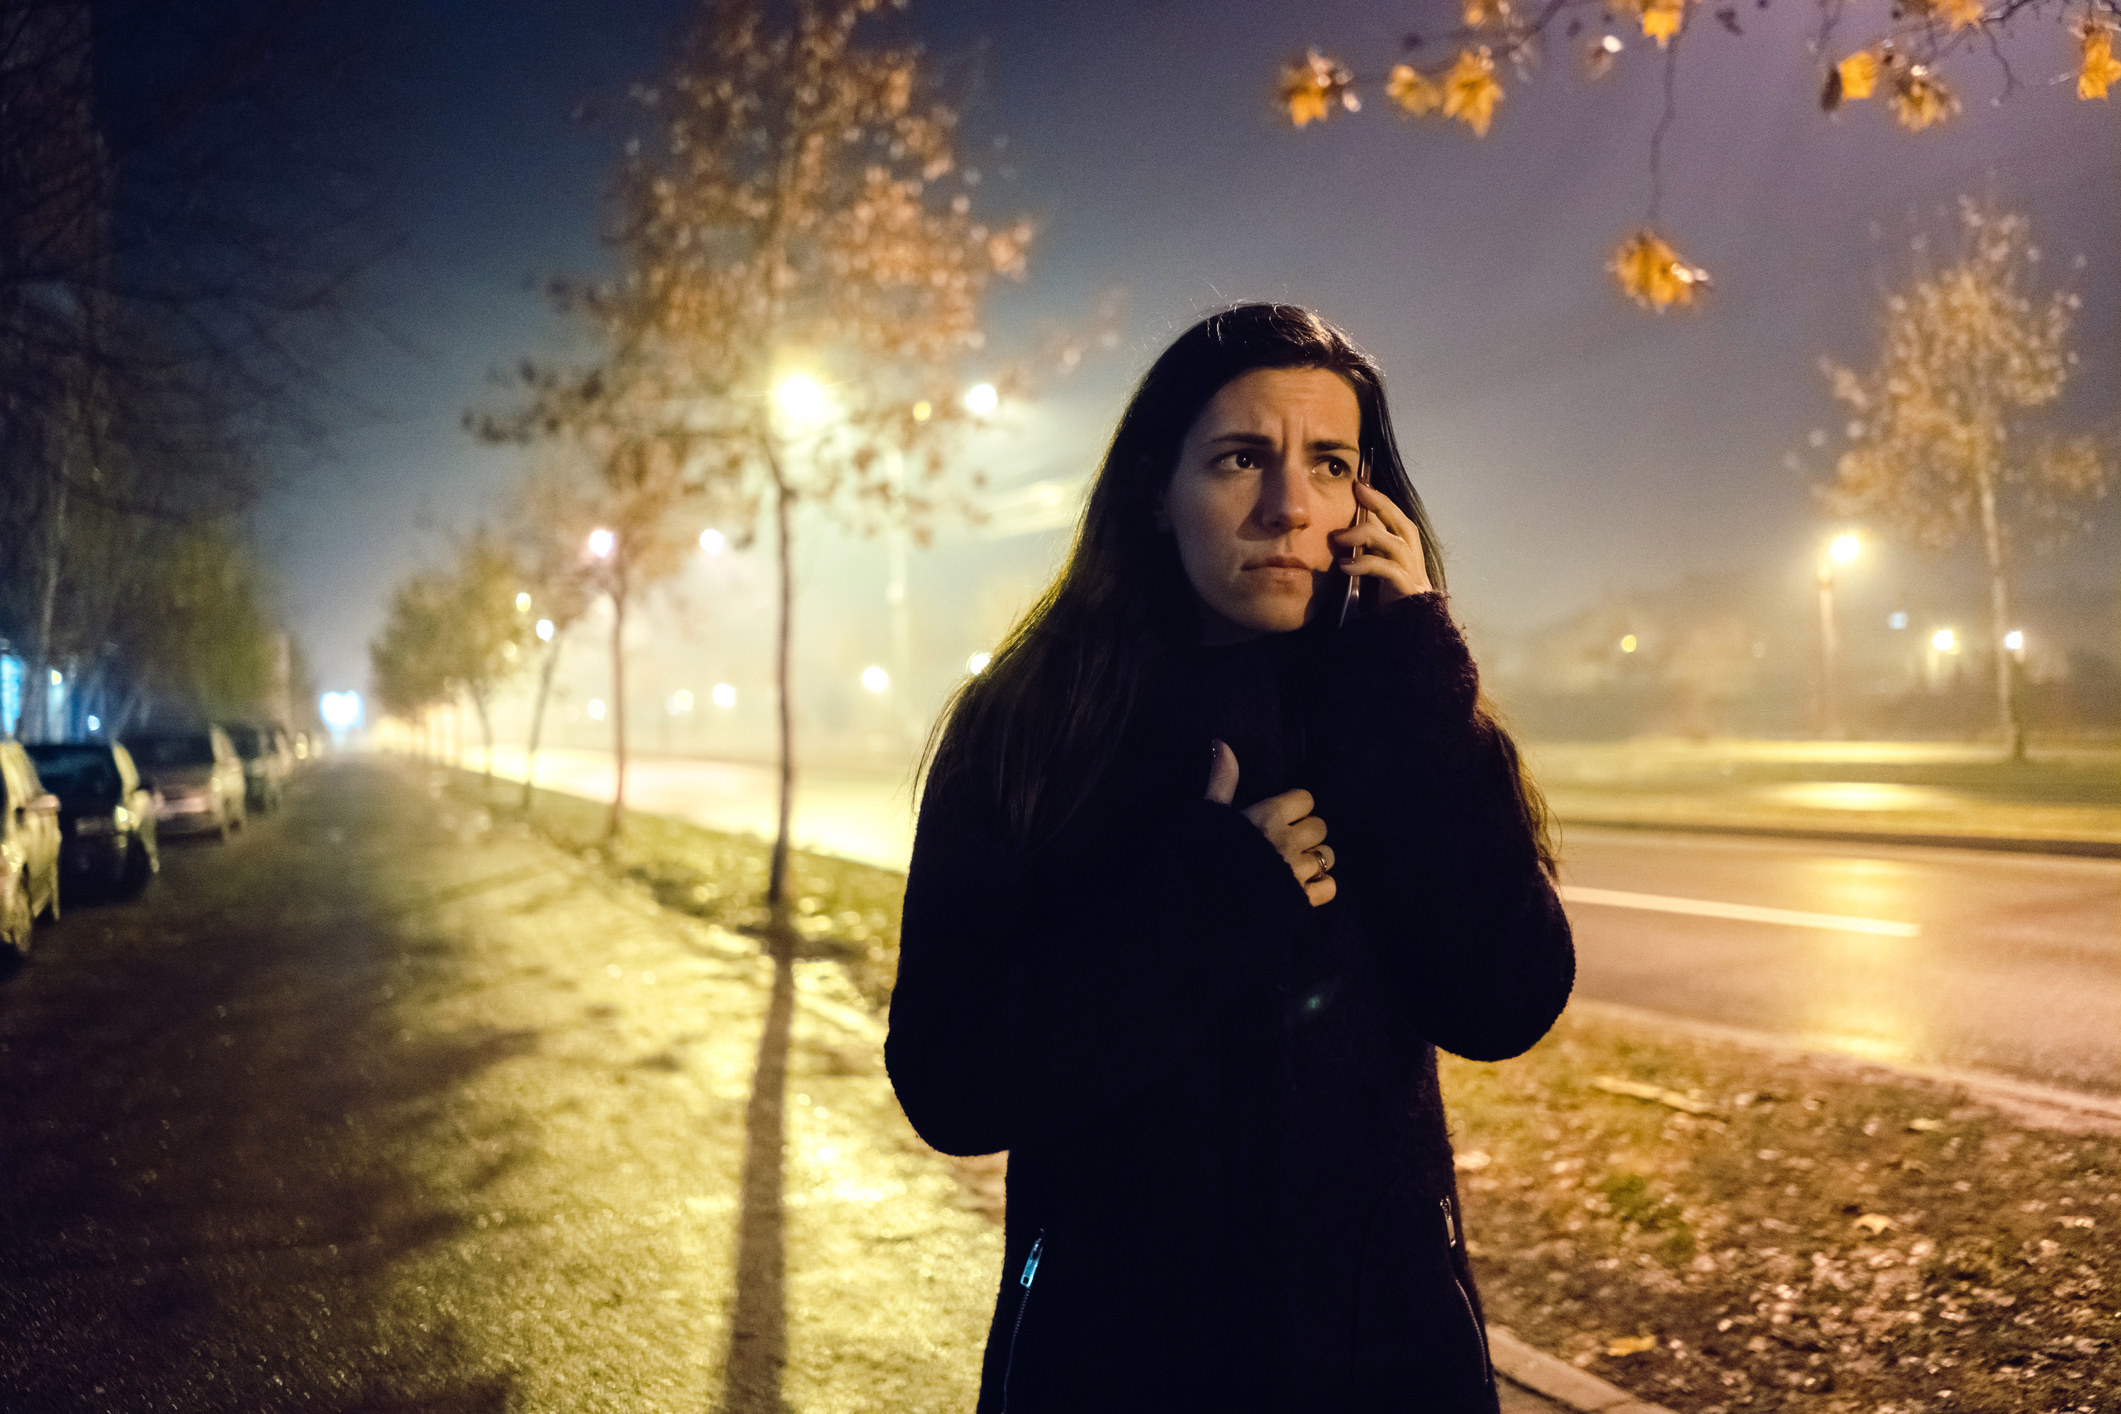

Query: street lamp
[1816,532,1861,738]
[699,527,726,555]
[536,618,555,642]
[967,651,992,675]
[963,382,999,416]
[861,665,890,694]
[514,591,532,612]
[586,527,615,560]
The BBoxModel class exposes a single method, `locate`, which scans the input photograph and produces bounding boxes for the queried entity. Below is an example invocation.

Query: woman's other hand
[1205,740,1336,907]
[1330,479,1433,603]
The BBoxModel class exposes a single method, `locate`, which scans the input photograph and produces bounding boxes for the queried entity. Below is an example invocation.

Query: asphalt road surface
[474,747,2118,1098]
[1560,827,2119,1097]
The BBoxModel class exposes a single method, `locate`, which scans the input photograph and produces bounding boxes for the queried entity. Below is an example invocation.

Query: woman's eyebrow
[1204,431,1358,453]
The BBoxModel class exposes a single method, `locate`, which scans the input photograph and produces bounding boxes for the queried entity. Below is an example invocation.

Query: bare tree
[504,469,598,815]
[589,0,1032,906]
[1822,198,2111,757]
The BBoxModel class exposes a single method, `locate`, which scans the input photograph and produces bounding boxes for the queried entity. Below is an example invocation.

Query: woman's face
[1159,366,1362,642]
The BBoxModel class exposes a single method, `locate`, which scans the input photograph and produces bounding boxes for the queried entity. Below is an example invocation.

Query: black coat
[886,593,1575,1413]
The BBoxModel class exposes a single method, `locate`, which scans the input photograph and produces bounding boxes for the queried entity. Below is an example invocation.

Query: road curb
[1557,816,2121,860]
[1489,1325,1676,1414]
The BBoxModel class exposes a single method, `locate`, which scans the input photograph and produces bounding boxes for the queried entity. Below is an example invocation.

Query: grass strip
[1444,1013,2118,1414]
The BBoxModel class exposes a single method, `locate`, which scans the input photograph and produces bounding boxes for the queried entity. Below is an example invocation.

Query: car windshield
[23,747,121,804]
[128,735,216,768]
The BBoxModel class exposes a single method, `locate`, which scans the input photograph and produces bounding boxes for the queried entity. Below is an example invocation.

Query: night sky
[265,0,2120,695]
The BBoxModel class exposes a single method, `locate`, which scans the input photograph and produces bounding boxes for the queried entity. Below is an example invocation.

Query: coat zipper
[1442,1197,1492,1387]
[999,1230,1044,1412]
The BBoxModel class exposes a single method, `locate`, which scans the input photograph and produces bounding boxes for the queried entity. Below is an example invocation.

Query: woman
[886,304,1574,1413]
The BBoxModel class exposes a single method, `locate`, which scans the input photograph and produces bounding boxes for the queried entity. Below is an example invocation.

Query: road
[471,746,2119,1097]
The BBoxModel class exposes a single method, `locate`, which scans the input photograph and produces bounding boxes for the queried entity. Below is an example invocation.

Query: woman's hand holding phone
[1331,480,1433,604]
[1205,740,1335,907]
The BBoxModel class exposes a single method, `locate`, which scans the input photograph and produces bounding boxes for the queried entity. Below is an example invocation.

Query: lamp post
[1816,533,1860,739]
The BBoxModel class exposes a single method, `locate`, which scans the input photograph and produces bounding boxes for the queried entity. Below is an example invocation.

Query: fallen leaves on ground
[1442,1011,2120,1413]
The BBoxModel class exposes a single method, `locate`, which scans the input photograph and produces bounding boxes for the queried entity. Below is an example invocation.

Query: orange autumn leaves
[1825,11,2121,123]
[1610,230,1711,312]
[1281,47,1504,137]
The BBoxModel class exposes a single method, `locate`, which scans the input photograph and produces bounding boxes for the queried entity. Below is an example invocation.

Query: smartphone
[1337,458,1370,628]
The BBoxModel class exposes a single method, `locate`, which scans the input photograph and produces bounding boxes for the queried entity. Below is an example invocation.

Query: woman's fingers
[1343,482,1434,596]
[1204,739,1240,805]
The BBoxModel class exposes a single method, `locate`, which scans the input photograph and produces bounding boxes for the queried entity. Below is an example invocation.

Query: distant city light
[963,383,999,416]
[2003,629,2025,653]
[711,683,737,709]
[911,399,933,423]
[1829,533,1861,565]
[586,527,616,559]
[1888,611,1908,630]
[861,665,890,693]
[86,714,101,732]
[668,689,694,714]
[773,373,833,431]
[536,618,555,642]
[587,698,607,721]
[699,527,726,555]
[500,642,518,661]
[1619,634,1639,654]
[1931,629,1958,653]
[967,651,992,674]
[514,591,531,612]
[320,691,363,732]
[48,668,61,686]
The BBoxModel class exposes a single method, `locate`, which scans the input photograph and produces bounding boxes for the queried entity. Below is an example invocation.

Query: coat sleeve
[885,755,1313,1158]
[1322,592,1575,1063]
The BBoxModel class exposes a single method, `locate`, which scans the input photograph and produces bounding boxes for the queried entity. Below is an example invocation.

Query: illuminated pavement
[0,759,1001,1411]
[1560,828,2120,1096]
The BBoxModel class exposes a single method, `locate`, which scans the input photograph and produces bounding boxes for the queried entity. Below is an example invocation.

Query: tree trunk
[522,634,562,815]
[609,571,629,839]
[25,469,70,743]
[472,690,494,793]
[767,469,797,911]
[1975,464,2023,760]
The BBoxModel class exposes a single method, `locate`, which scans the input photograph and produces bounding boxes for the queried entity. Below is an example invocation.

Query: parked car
[126,727,247,840]
[1,740,63,956]
[225,721,293,812]
[24,741,159,899]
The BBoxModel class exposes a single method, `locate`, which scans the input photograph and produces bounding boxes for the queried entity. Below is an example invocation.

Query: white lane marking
[1559,885,1922,938]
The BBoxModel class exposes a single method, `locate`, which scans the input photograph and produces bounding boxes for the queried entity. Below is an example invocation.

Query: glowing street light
[711,683,737,709]
[668,689,694,715]
[861,665,890,694]
[586,527,615,560]
[1932,628,1958,653]
[1815,532,1864,738]
[514,591,532,612]
[773,373,834,432]
[963,382,999,416]
[911,399,933,423]
[699,527,726,555]
[587,698,607,721]
[967,651,992,674]
[1618,634,1638,654]
[2003,629,2025,655]
[536,618,555,642]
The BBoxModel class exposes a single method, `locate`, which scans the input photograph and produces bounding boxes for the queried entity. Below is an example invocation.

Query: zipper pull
[1440,1196,1458,1249]
[1020,1234,1044,1288]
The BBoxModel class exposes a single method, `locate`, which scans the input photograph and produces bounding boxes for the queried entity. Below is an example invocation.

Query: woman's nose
[1256,457,1313,530]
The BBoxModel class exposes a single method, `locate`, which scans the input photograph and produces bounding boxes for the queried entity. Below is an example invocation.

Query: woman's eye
[1320,458,1352,478]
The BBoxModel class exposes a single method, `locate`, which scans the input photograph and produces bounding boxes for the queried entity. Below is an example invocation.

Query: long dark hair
[926,303,1553,870]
